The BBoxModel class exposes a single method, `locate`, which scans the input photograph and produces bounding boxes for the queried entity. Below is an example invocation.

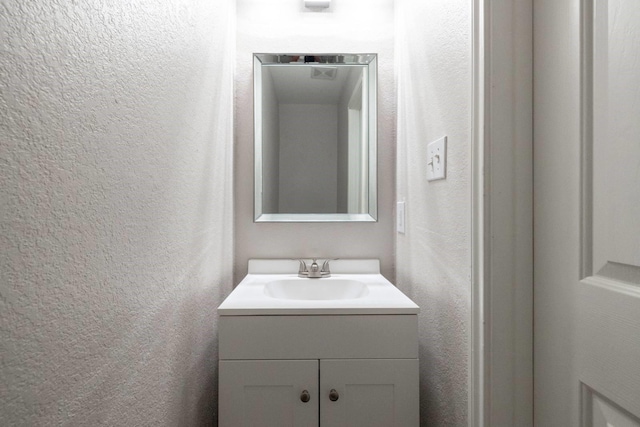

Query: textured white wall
[395,0,471,425]
[235,0,395,281]
[0,0,234,425]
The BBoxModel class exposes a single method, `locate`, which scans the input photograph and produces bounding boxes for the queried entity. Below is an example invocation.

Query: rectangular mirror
[254,53,377,222]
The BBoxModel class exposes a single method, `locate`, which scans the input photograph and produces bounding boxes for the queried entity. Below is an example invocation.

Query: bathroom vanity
[217,259,420,427]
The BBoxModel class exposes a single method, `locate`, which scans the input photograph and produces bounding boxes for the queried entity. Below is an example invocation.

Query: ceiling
[265,65,363,104]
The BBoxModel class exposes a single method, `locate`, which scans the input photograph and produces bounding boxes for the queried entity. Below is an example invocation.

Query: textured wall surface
[395,0,471,425]
[0,1,234,425]
[234,0,396,282]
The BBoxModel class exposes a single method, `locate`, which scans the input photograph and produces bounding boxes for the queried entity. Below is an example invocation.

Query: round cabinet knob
[329,389,339,402]
[300,390,311,403]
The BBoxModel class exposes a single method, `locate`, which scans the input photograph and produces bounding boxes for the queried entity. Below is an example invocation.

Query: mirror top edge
[254,53,377,65]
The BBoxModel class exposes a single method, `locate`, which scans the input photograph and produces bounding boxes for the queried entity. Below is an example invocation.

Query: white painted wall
[235,0,396,281]
[278,103,338,213]
[395,0,472,425]
[0,0,234,424]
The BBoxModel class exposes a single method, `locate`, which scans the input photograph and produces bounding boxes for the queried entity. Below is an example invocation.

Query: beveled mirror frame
[254,53,378,223]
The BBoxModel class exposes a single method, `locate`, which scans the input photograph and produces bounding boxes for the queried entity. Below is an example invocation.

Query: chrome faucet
[296,258,336,278]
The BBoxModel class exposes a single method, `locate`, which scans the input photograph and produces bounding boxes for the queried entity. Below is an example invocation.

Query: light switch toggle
[427,136,447,181]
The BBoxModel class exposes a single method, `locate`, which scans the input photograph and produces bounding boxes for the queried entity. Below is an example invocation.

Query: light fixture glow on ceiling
[304,0,331,9]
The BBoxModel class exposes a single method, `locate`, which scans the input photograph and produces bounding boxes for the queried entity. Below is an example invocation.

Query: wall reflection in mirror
[254,54,377,222]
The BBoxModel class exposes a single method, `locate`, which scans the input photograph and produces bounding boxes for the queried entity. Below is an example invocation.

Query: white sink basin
[264,278,369,300]
[217,259,420,315]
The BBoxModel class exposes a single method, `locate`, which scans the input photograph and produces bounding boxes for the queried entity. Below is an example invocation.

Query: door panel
[218,360,318,427]
[579,0,640,422]
[535,0,640,425]
[343,384,394,426]
[319,359,418,427]
[592,0,640,271]
[578,278,640,419]
[587,388,640,427]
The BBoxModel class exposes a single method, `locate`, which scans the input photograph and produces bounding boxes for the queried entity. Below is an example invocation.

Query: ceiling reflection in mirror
[254,54,377,222]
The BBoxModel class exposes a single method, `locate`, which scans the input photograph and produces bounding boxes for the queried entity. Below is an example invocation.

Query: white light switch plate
[397,201,405,234]
[427,136,447,181]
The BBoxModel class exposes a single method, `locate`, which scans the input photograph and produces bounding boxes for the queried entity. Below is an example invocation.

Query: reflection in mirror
[254,54,377,222]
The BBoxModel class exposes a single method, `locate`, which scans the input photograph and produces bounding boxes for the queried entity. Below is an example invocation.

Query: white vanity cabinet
[321,358,417,426]
[219,360,319,426]
[218,314,419,427]
[217,260,420,427]
[219,358,418,427]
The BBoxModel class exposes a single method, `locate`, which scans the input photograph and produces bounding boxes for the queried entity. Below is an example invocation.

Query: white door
[218,360,319,427]
[320,359,418,427]
[534,0,640,426]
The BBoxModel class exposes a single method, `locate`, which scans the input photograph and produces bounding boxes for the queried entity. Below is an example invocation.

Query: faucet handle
[321,258,338,276]
[294,259,308,276]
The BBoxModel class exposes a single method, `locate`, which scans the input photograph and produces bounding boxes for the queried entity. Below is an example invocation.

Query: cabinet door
[219,360,318,427]
[320,359,419,427]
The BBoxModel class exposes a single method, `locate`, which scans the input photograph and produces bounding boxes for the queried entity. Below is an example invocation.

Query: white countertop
[217,259,420,316]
